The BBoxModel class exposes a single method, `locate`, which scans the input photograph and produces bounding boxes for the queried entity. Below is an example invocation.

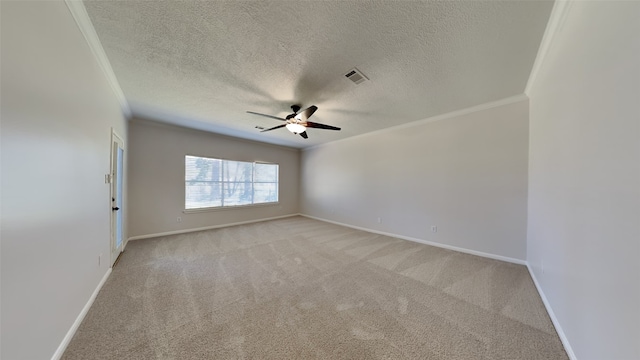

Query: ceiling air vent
[344,68,368,85]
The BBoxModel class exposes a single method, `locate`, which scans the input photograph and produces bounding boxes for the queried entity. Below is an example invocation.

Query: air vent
[344,68,368,85]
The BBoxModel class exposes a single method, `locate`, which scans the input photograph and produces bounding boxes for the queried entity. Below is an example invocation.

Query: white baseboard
[51,268,112,360]
[301,214,576,357]
[526,264,577,360]
[300,214,526,265]
[127,214,299,241]
[50,214,573,360]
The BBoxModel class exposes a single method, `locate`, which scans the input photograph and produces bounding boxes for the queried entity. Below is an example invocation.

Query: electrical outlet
[177,216,182,223]
[377,217,381,223]
[431,226,437,233]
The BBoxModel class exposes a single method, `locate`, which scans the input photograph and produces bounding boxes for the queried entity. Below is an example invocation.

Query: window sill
[183,202,280,214]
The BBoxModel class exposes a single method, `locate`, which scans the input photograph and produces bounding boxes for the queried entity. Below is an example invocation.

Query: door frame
[110,129,125,266]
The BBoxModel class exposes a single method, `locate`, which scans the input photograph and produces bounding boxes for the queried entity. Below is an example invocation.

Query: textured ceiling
[84,0,554,149]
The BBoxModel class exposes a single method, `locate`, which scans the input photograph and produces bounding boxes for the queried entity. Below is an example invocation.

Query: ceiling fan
[246,105,341,139]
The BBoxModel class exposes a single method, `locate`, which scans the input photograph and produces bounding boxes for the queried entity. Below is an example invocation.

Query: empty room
[1,1,638,359]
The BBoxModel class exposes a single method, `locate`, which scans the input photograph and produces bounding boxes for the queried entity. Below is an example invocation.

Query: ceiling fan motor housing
[247,104,340,139]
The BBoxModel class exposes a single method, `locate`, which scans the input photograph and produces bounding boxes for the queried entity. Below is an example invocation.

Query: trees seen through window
[185,155,278,210]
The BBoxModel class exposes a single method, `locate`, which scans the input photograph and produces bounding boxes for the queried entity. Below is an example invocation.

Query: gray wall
[0,2,128,359]
[127,119,300,238]
[527,2,640,359]
[301,98,529,261]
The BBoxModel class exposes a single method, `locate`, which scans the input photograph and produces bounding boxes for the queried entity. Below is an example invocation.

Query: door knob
[112,207,120,211]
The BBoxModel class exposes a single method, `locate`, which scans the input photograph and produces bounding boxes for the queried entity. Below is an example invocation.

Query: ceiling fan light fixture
[286,123,306,134]
[247,105,339,138]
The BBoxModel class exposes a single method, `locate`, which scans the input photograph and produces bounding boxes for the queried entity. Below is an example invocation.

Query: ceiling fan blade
[299,131,308,139]
[295,105,318,121]
[304,121,341,131]
[260,124,287,132]
[247,111,287,121]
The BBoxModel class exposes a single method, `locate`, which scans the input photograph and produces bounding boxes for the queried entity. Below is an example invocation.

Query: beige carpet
[63,216,567,359]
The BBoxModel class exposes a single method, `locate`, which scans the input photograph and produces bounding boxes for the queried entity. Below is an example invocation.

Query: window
[185,155,278,210]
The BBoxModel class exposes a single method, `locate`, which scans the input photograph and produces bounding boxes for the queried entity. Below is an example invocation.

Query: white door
[110,130,125,266]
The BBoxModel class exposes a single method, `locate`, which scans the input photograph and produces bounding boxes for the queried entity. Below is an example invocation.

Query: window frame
[184,155,279,212]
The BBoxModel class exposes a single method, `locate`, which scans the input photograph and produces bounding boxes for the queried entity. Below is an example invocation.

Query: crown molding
[525,0,574,96]
[304,94,528,152]
[64,0,132,118]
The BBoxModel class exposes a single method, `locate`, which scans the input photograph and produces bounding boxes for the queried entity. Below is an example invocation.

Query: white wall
[527,2,640,359]
[127,119,299,238]
[301,98,529,261]
[0,2,128,359]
